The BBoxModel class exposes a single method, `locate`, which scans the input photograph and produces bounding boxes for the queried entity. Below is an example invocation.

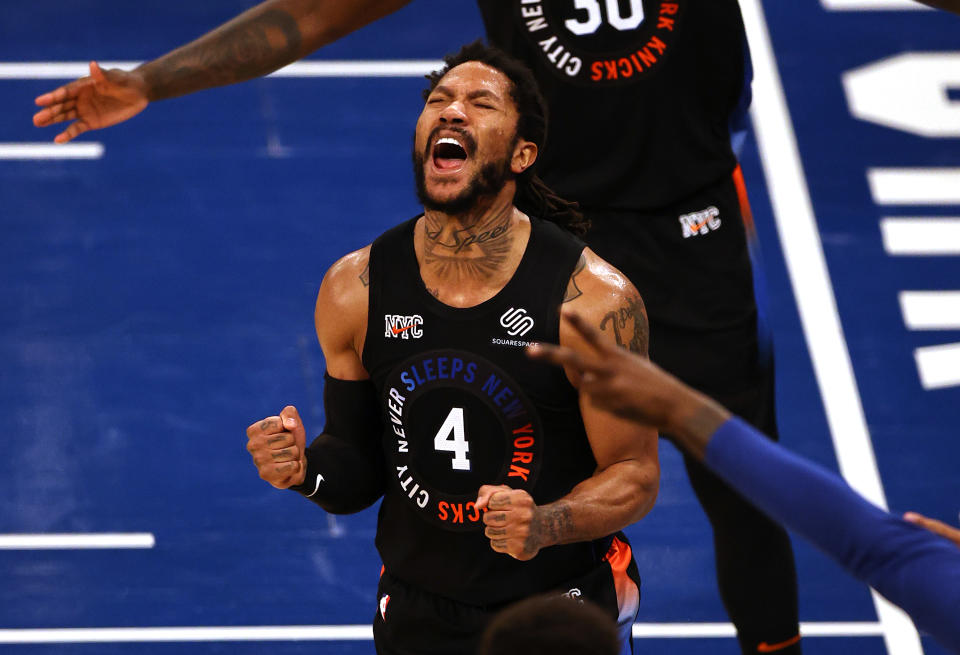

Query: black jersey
[478,0,750,211]
[362,215,613,606]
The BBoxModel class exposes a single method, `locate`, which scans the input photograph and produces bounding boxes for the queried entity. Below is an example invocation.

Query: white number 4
[434,407,471,471]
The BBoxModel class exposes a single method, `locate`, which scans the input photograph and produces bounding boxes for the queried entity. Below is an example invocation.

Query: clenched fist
[476,485,553,561]
[246,405,307,489]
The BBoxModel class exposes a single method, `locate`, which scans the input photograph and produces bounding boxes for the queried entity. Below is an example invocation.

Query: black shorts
[583,167,775,430]
[373,534,641,655]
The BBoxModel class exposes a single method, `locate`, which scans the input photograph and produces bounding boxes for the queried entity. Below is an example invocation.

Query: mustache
[425,126,477,159]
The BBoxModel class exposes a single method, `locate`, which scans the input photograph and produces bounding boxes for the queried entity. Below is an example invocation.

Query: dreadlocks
[424,40,589,237]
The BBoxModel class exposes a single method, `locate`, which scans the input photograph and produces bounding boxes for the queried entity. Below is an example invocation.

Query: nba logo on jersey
[500,307,534,337]
[379,594,390,621]
[678,206,722,239]
[385,314,424,339]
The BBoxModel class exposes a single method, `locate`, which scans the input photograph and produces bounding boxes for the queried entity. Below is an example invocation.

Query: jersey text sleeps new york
[383,350,542,531]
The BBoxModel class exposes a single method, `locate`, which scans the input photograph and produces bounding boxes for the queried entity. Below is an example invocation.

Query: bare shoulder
[560,248,649,356]
[315,245,371,361]
[318,245,371,306]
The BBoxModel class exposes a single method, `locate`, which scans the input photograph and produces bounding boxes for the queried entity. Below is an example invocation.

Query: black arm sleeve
[288,375,385,514]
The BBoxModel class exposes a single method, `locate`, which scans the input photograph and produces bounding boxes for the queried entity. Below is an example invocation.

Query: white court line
[738,1,923,654]
[900,291,960,329]
[0,622,883,644]
[0,60,442,80]
[0,533,154,550]
[821,0,931,9]
[0,143,103,159]
[869,168,960,205]
[914,342,960,389]
[881,217,960,255]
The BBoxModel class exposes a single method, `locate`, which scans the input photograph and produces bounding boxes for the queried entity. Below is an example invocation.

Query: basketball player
[529,311,960,653]
[244,43,659,655]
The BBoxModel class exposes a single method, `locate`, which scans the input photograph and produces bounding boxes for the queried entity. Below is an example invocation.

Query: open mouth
[432,136,469,172]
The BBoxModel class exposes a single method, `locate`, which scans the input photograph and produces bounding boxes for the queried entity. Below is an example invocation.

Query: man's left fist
[475,484,544,561]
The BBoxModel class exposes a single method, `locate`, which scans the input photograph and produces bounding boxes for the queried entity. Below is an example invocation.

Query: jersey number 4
[434,407,471,471]
[565,0,645,36]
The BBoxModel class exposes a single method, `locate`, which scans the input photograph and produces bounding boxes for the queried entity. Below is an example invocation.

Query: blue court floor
[1,1,958,654]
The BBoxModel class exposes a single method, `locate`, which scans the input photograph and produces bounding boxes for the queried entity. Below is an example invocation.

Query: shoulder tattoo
[562,253,587,303]
[600,293,649,356]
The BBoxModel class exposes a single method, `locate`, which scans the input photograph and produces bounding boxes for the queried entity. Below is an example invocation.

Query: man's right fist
[246,405,307,489]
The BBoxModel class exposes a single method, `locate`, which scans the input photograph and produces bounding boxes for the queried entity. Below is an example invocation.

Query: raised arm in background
[32,0,412,142]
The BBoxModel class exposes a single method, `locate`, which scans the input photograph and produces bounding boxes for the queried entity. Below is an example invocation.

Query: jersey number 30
[434,407,471,471]
[565,0,645,36]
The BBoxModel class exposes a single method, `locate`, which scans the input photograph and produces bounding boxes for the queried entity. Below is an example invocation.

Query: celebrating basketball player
[244,43,658,655]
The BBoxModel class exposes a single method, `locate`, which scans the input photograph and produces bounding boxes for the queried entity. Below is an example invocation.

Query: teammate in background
[245,43,659,655]
[478,594,620,655]
[529,312,960,654]
[37,1,957,652]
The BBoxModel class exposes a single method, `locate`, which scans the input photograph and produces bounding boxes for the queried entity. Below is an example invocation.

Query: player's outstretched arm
[529,313,960,652]
[33,0,413,142]
[476,250,660,560]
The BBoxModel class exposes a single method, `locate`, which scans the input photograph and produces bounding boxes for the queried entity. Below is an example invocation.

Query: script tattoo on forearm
[143,9,302,100]
[422,208,513,282]
[526,501,573,553]
[562,253,586,303]
[600,293,649,356]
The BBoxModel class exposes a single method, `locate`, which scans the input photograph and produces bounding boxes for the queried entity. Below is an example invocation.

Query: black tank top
[363,215,611,605]
[477,0,749,211]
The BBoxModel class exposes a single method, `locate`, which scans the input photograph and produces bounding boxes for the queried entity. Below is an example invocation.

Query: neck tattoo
[422,208,515,282]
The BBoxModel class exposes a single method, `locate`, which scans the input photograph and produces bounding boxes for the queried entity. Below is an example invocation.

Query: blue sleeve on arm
[704,417,960,653]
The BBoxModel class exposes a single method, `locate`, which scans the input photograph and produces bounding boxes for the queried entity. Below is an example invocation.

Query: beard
[413,136,515,215]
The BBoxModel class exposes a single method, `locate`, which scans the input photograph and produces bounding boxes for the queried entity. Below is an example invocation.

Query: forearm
[136,0,412,101]
[291,432,384,513]
[289,374,385,513]
[536,461,658,548]
[704,417,960,652]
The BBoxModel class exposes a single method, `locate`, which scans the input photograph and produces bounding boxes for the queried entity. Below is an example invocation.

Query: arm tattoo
[142,10,302,100]
[600,293,649,356]
[562,253,586,303]
[526,501,573,552]
[358,263,370,287]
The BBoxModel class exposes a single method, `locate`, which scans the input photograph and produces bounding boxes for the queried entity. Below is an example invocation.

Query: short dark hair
[424,41,588,236]
[478,594,620,655]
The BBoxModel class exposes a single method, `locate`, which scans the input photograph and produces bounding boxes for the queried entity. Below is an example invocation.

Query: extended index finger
[527,341,598,375]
